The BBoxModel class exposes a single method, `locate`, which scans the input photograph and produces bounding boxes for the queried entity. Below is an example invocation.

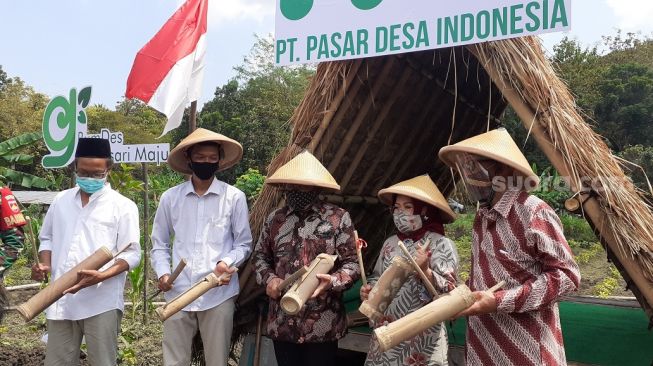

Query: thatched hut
[235,36,653,333]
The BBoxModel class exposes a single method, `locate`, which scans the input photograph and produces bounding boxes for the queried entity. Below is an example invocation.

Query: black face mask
[189,161,219,180]
[286,190,319,211]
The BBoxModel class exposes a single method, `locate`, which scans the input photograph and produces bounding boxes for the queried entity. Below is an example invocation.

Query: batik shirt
[253,200,360,343]
[364,232,458,366]
[466,190,581,366]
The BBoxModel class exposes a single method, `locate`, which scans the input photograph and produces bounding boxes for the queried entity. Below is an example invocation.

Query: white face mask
[393,211,423,233]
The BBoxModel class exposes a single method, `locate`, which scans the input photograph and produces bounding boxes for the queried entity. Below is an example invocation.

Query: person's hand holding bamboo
[158,274,173,292]
[414,244,432,277]
[310,274,333,298]
[62,269,108,294]
[359,283,372,301]
[453,281,505,318]
[214,261,237,285]
[31,263,51,281]
[31,250,51,282]
[63,257,132,295]
[266,277,283,300]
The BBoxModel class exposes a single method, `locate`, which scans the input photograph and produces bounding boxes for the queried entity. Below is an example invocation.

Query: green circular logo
[351,0,383,11]
[280,0,314,21]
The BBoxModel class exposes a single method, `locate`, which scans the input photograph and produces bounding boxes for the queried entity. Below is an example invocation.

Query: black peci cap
[75,138,111,158]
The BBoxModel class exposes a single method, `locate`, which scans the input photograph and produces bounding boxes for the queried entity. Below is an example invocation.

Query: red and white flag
[125,0,208,136]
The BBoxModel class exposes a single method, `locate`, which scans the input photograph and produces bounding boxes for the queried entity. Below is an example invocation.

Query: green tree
[594,63,653,150]
[86,103,169,144]
[0,65,9,92]
[0,74,52,184]
[0,132,51,188]
[602,30,653,68]
[234,168,265,205]
[551,37,604,112]
[0,77,49,141]
[619,145,653,194]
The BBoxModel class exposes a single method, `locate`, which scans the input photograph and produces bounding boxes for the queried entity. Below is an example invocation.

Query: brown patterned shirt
[253,200,360,343]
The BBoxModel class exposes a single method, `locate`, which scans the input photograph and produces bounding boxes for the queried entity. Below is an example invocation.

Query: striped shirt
[466,190,581,366]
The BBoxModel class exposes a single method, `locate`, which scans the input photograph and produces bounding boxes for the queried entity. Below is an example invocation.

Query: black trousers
[273,340,338,366]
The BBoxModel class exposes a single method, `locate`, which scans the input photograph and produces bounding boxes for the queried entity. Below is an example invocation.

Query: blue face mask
[76,175,106,194]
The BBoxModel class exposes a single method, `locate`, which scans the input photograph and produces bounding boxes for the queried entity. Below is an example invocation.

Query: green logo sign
[42,87,92,169]
[351,0,384,11]
[280,0,383,20]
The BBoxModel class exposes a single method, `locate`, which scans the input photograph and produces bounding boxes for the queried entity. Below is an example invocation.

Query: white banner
[85,129,170,164]
[275,0,570,65]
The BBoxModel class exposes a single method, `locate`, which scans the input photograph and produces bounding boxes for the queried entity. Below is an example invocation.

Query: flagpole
[189,101,198,133]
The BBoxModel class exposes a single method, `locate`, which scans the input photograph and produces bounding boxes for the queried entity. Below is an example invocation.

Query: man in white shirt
[31,138,141,366]
[151,128,253,366]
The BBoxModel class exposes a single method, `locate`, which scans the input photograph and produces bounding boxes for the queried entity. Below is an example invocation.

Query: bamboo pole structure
[308,60,364,152]
[471,46,653,316]
[327,58,397,172]
[311,63,368,156]
[339,67,412,188]
[354,78,432,195]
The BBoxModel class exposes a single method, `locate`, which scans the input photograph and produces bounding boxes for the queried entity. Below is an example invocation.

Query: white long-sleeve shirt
[150,178,252,311]
[39,185,141,320]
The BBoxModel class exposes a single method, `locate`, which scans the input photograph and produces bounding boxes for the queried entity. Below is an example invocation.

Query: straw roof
[237,37,653,325]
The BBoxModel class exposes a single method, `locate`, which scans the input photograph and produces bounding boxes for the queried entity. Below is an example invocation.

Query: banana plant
[0,132,51,189]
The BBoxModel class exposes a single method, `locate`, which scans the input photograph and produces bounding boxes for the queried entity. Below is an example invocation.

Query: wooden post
[142,163,149,324]
[189,101,198,133]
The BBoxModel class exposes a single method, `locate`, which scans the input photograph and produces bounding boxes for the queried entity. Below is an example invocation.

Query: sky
[1,0,652,110]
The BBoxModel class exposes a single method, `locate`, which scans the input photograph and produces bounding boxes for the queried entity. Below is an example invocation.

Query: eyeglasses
[76,170,108,179]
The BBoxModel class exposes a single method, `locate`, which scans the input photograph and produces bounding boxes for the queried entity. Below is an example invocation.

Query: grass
[593,266,622,298]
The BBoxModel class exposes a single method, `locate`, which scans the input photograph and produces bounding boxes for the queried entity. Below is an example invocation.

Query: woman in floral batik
[360,175,459,366]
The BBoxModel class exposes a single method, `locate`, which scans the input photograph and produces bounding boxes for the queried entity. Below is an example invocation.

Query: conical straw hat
[266,151,340,191]
[378,175,456,223]
[438,128,539,190]
[168,128,243,174]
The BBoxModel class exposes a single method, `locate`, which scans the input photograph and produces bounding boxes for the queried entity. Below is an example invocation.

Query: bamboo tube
[17,246,115,322]
[397,241,438,299]
[488,280,506,293]
[168,259,187,284]
[156,271,233,321]
[25,216,39,264]
[280,254,337,315]
[355,231,367,286]
[374,285,475,352]
[279,266,308,292]
[149,259,187,300]
[359,256,413,322]
[472,47,653,312]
